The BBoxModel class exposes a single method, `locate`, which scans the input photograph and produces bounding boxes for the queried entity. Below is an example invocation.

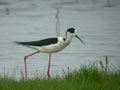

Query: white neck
[64,34,72,46]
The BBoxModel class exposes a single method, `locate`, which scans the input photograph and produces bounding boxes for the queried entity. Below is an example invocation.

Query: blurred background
[0,0,120,79]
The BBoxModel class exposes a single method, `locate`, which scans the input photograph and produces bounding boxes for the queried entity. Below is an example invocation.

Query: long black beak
[75,35,86,45]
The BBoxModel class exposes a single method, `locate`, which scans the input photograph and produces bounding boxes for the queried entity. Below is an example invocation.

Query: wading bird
[15,28,85,80]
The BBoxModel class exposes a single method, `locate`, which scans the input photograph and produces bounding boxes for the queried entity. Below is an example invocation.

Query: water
[0,0,120,78]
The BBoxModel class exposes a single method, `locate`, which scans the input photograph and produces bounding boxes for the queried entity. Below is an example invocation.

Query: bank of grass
[0,57,120,90]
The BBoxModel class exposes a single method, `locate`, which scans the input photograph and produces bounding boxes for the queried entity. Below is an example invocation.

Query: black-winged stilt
[15,28,85,80]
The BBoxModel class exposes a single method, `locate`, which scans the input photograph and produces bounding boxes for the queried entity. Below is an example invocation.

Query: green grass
[0,58,120,90]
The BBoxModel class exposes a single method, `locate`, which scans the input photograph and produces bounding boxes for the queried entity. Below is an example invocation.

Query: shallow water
[0,0,120,78]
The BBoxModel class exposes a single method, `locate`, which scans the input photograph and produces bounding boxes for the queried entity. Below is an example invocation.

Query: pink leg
[24,51,40,80]
[47,54,51,78]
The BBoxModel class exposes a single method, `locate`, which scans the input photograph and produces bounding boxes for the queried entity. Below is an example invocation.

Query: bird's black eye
[65,28,75,36]
[67,28,75,33]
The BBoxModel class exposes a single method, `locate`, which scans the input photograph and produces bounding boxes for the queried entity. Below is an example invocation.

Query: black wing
[15,38,58,46]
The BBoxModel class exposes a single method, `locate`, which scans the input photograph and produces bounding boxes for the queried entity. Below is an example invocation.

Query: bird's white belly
[41,43,66,53]
[27,42,68,54]
[26,37,71,54]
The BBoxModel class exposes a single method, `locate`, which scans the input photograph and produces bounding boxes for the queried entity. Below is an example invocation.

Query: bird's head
[66,28,85,44]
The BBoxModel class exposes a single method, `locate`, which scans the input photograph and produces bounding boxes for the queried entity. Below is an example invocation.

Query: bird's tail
[14,41,24,45]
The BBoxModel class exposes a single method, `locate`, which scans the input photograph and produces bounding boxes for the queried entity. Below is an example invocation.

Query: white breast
[27,37,71,54]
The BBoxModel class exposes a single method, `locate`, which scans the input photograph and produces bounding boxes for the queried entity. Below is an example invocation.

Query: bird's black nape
[66,28,75,36]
